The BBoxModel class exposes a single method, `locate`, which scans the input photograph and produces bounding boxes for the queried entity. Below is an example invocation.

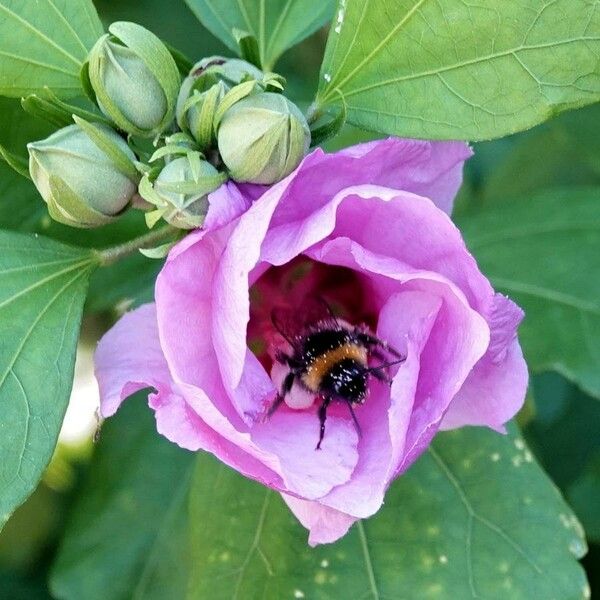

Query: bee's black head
[320,358,368,403]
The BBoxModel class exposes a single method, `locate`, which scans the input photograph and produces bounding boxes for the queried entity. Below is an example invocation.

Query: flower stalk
[96,225,180,266]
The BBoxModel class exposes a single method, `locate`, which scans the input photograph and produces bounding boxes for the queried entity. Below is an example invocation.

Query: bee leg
[344,399,362,438]
[354,331,404,360]
[370,346,388,365]
[275,350,292,364]
[316,395,332,450]
[369,366,393,385]
[267,371,295,417]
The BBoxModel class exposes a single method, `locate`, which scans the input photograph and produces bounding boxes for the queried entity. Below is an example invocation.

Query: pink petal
[281,494,357,546]
[211,184,285,397]
[251,409,359,500]
[441,293,528,431]
[95,304,171,417]
[205,181,252,232]
[156,226,248,426]
[441,339,528,431]
[487,294,525,362]
[335,137,472,214]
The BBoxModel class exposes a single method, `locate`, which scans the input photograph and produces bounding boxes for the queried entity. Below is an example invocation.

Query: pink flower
[95,138,527,545]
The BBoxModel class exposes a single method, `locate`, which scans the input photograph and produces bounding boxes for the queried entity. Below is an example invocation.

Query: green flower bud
[27,124,138,228]
[139,152,226,229]
[217,92,310,184]
[88,22,181,137]
[176,57,263,147]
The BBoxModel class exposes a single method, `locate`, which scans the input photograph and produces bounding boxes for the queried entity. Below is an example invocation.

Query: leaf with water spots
[316,0,600,141]
[185,424,587,599]
[0,0,103,97]
[183,0,335,70]
[458,188,600,399]
[50,396,195,600]
[0,231,96,527]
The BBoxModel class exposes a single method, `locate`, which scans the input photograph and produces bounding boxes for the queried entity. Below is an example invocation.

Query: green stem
[95,225,179,266]
[305,102,323,126]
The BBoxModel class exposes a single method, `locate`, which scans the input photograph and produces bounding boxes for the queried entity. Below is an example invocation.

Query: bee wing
[270,306,305,347]
[271,296,339,346]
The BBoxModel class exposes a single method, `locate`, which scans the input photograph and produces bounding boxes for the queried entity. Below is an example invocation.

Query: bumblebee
[269,300,405,449]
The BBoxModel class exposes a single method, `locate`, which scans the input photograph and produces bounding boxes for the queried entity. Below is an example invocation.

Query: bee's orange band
[301,343,368,392]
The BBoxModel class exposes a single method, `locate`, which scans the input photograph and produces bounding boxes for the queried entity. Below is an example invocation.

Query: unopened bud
[27,124,138,228]
[139,152,226,229]
[88,22,180,137]
[176,57,263,147]
[217,92,310,184]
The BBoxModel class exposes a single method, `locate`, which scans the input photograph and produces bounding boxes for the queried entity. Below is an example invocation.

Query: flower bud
[88,22,180,137]
[176,57,263,147]
[217,92,310,184]
[139,152,226,229]
[27,124,138,228]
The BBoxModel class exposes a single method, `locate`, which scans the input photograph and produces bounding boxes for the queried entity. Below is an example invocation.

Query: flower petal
[281,493,357,546]
[440,293,527,431]
[335,137,472,214]
[251,409,359,500]
[95,304,170,417]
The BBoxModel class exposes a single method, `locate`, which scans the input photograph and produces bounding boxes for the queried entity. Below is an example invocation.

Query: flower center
[248,257,377,371]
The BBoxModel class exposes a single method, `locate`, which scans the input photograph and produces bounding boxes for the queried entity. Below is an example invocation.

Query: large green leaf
[0,0,103,97]
[479,104,600,204]
[184,0,335,69]
[569,453,600,544]
[50,396,194,600]
[524,372,600,545]
[187,425,586,599]
[459,187,600,399]
[49,421,588,598]
[526,373,600,489]
[0,231,96,526]
[316,0,600,141]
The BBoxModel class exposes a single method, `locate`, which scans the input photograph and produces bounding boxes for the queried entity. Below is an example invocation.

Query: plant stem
[305,102,323,126]
[96,225,179,266]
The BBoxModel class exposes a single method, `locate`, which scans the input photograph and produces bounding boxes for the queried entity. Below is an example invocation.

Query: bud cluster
[26,22,311,230]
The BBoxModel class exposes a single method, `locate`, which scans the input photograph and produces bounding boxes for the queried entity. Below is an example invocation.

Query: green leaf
[233,28,263,69]
[524,372,600,544]
[50,395,194,600]
[317,0,600,141]
[0,143,31,180]
[569,453,600,544]
[184,0,335,69]
[187,425,587,599]
[0,231,96,526]
[481,104,600,203]
[0,0,103,98]
[459,188,600,398]
[526,373,600,489]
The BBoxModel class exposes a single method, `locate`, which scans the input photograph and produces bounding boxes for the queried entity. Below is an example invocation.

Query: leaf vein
[0,50,80,79]
[0,259,91,311]
[357,520,381,600]
[429,446,544,582]
[334,36,600,101]
[0,2,82,67]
